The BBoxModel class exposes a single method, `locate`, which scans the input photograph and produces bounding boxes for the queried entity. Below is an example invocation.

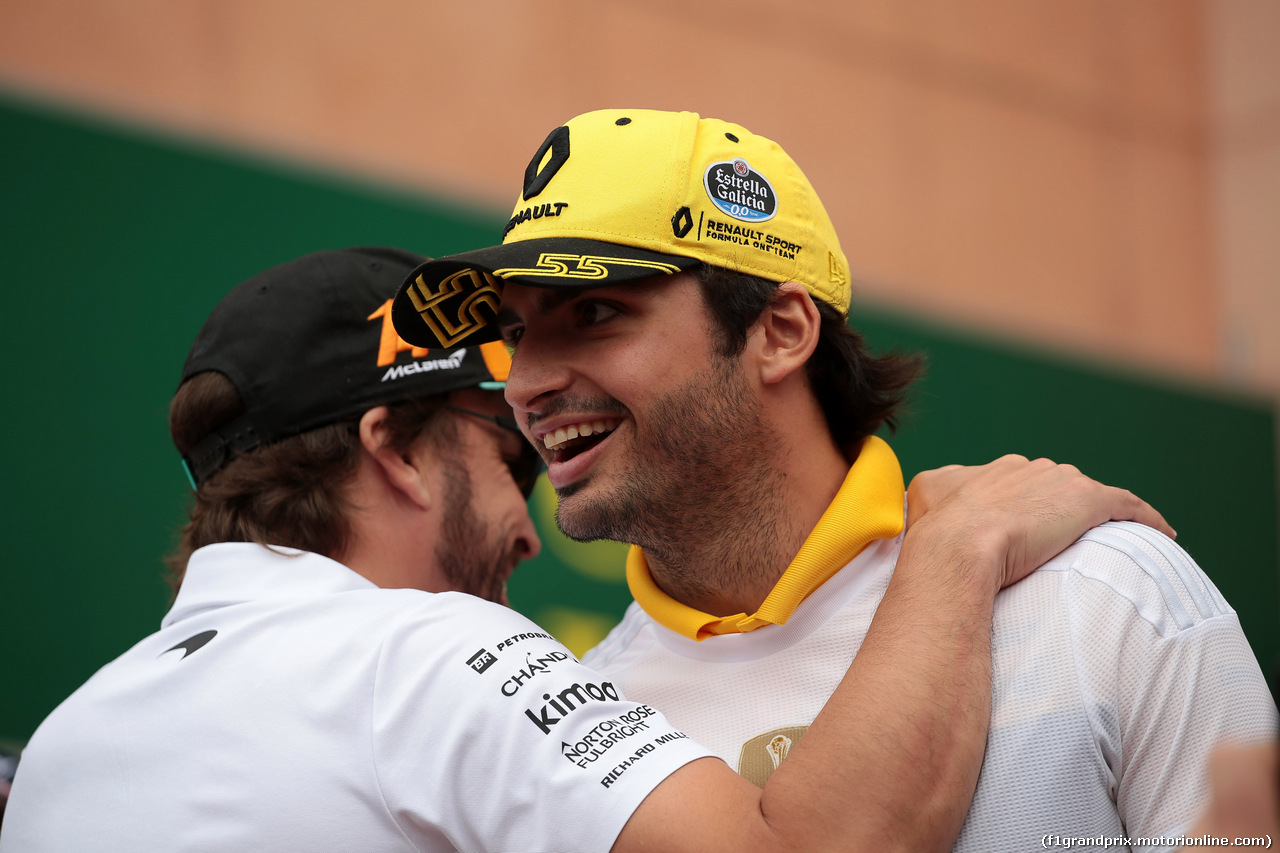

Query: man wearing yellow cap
[0,245,1173,852]
[392,110,1277,851]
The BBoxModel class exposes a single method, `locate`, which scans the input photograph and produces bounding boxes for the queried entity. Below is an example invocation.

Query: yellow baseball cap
[392,109,851,349]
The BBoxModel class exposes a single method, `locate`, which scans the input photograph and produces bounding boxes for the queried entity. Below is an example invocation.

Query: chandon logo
[525,681,620,735]
[501,651,572,696]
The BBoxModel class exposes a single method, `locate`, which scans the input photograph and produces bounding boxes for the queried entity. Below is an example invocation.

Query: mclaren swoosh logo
[162,629,218,659]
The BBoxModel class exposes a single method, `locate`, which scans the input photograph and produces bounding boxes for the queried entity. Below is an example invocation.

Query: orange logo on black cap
[368,299,430,366]
[405,268,501,348]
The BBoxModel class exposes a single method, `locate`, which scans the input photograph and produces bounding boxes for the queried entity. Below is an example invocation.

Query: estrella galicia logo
[704,158,777,223]
[467,648,498,674]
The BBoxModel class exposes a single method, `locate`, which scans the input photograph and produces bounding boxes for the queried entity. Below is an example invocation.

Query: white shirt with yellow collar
[584,437,1278,853]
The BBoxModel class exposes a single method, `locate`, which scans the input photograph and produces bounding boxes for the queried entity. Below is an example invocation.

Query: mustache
[525,393,630,430]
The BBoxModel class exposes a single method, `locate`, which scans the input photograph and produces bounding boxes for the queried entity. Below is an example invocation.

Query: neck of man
[640,426,851,618]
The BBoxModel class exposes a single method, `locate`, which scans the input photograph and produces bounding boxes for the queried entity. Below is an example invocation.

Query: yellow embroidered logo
[368,299,430,367]
[827,250,846,285]
[736,726,809,788]
[494,253,682,280]
[405,268,502,348]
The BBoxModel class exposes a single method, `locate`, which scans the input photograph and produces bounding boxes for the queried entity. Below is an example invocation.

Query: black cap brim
[392,237,699,349]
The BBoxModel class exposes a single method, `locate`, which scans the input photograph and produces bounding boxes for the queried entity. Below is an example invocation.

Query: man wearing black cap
[168,246,541,605]
[391,109,1277,851]
[0,245,1162,852]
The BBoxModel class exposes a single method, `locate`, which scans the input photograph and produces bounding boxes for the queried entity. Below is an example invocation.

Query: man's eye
[579,302,619,326]
[500,325,524,346]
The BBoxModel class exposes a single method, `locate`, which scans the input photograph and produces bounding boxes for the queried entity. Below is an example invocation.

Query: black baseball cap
[178,246,515,487]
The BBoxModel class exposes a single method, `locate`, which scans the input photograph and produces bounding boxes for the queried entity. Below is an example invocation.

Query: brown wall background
[1,0,1277,395]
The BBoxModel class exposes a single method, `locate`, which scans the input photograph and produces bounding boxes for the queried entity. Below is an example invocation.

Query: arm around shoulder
[618,457,1180,853]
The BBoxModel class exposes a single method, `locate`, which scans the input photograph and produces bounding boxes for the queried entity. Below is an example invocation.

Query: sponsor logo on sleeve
[500,650,572,696]
[736,725,809,788]
[599,731,694,788]
[559,705,658,767]
[467,631,562,676]
[466,648,498,674]
[161,630,217,659]
[524,680,620,735]
[495,630,556,652]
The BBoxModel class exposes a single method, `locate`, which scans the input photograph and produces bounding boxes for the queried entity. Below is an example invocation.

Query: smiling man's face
[497,273,775,550]
[424,388,542,605]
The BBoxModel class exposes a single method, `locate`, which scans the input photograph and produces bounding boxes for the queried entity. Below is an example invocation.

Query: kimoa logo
[525,680,621,735]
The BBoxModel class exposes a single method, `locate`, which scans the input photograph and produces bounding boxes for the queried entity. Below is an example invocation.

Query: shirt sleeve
[1069,522,1278,850]
[369,592,715,853]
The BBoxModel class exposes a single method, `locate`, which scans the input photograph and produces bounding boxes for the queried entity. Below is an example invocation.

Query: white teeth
[543,419,619,450]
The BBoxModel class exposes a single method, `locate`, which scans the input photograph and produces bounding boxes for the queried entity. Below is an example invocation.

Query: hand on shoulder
[905,455,1174,591]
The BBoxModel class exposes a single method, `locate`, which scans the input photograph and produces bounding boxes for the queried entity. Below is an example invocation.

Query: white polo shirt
[587,442,1278,853]
[1,543,712,852]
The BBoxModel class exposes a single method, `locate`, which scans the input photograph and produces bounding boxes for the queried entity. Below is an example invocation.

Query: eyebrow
[496,288,588,329]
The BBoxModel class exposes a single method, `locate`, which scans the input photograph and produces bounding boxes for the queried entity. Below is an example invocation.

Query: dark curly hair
[692,265,924,449]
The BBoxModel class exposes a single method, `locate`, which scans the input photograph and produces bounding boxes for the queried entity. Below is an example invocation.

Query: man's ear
[753,281,821,386]
[359,406,433,510]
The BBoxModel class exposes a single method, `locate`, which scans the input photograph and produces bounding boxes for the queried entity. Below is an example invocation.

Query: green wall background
[2,93,1276,743]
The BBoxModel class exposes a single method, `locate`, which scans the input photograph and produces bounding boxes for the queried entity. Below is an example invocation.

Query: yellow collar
[626,436,905,641]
